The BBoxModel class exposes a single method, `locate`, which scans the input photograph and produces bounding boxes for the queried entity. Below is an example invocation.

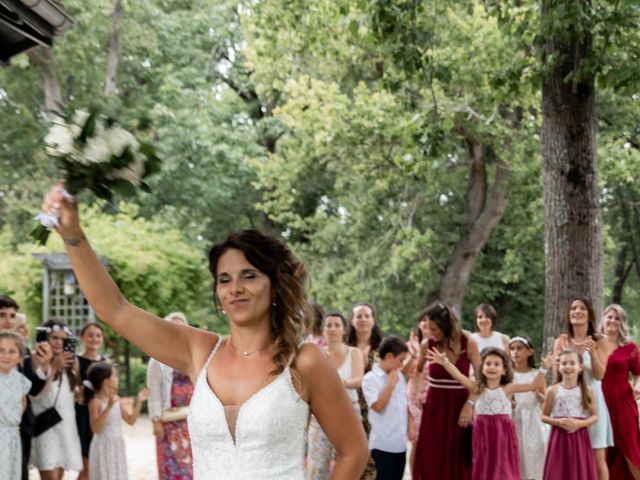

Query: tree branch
[27,47,63,114]
[105,0,124,96]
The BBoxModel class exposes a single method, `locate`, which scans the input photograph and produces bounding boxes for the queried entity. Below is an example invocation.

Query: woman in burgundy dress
[600,304,640,479]
[413,303,480,480]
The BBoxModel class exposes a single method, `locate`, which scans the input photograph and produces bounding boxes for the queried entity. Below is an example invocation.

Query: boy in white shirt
[362,335,412,480]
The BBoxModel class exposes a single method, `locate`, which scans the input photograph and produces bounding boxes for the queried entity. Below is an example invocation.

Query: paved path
[29,414,158,480]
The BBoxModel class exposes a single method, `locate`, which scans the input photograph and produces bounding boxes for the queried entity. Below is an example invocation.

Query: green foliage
[0,203,223,333]
[245,0,545,337]
[2,0,640,351]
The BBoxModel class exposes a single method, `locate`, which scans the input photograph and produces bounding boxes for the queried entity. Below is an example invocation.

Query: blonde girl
[0,331,31,479]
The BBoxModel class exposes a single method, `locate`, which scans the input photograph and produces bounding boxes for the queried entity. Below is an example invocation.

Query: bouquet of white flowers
[30,109,161,245]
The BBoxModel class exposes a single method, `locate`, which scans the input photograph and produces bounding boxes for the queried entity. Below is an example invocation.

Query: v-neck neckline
[200,339,288,447]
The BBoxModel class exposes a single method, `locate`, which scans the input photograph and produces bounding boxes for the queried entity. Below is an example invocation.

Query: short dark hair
[322,311,347,330]
[379,335,409,358]
[0,295,19,311]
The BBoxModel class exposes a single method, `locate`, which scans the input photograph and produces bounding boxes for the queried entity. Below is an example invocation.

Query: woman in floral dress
[147,312,194,479]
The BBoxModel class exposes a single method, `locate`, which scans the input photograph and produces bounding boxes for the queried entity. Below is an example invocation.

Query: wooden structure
[0,0,73,65]
[33,252,106,335]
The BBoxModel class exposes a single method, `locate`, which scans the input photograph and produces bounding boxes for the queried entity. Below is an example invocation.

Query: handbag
[160,406,189,423]
[34,378,63,437]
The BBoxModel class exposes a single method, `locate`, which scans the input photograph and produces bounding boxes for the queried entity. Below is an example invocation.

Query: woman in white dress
[470,303,510,353]
[307,311,364,478]
[30,320,82,480]
[41,184,369,479]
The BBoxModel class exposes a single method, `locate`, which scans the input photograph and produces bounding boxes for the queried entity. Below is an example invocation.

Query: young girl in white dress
[86,361,148,480]
[0,331,31,479]
[509,336,548,480]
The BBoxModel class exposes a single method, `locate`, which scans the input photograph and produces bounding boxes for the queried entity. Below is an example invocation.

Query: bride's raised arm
[43,184,215,377]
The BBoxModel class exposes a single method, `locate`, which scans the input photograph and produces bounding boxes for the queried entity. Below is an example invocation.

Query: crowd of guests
[3,289,640,480]
[0,295,192,480]
[303,299,640,480]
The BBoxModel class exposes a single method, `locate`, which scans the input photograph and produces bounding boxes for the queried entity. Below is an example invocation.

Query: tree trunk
[27,47,63,114]
[611,195,632,304]
[436,136,510,315]
[104,0,124,96]
[541,0,603,353]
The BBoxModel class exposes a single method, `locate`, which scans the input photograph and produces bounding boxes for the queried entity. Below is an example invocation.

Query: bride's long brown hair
[208,229,311,375]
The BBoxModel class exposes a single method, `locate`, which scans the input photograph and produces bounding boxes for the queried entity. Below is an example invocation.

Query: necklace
[228,337,270,357]
[571,337,588,346]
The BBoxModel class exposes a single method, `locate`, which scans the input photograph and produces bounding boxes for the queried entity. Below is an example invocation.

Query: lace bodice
[475,386,512,415]
[94,399,123,438]
[188,339,310,479]
[551,385,588,418]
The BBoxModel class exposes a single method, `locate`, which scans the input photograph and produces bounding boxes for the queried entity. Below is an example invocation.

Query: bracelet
[539,368,548,375]
[466,399,475,407]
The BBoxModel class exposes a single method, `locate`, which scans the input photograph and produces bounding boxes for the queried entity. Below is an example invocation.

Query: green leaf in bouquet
[111,147,134,168]
[111,179,137,198]
[140,143,161,177]
[139,181,152,194]
[90,183,114,204]
[29,223,51,246]
[78,109,100,144]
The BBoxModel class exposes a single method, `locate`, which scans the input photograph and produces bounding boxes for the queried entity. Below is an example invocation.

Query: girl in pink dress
[427,346,552,480]
[541,349,598,480]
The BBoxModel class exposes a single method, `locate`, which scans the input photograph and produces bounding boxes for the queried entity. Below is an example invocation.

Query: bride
[42,184,368,479]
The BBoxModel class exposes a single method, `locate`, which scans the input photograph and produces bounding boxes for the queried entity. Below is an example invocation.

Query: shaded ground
[29,414,157,480]
[28,413,412,479]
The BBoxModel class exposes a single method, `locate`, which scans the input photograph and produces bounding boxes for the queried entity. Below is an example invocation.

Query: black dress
[75,355,104,457]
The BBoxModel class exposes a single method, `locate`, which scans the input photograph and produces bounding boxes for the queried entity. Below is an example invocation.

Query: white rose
[104,126,139,157]
[73,110,90,128]
[83,136,112,164]
[108,154,145,185]
[44,123,75,156]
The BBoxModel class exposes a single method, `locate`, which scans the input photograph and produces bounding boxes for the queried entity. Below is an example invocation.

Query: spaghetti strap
[199,336,223,377]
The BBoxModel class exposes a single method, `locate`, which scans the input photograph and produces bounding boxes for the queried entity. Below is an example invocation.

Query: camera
[63,337,77,354]
[35,327,49,343]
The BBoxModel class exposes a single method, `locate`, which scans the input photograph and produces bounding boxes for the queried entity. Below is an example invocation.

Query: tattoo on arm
[63,235,85,247]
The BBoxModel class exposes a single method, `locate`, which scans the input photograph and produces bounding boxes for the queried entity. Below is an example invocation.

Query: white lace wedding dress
[188,339,309,479]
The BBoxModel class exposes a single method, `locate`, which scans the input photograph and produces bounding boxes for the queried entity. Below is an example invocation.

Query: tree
[243,0,541,327]
[540,1,602,348]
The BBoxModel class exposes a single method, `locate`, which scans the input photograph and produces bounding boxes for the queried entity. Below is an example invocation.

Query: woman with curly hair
[41,184,368,479]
